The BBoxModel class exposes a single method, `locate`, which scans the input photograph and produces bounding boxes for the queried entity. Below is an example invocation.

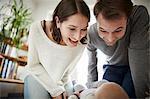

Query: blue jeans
[24,75,52,99]
[102,65,136,98]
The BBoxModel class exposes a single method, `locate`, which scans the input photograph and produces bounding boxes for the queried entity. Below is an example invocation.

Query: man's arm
[87,43,98,83]
[86,24,99,84]
[128,5,149,98]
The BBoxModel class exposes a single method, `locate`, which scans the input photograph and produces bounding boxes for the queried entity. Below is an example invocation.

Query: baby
[67,80,129,99]
[95,82,129,99]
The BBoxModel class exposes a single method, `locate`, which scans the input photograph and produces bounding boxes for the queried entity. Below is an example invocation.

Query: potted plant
[0,0,32,48]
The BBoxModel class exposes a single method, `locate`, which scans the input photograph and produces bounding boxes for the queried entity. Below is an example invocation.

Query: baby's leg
[95,82,129,99]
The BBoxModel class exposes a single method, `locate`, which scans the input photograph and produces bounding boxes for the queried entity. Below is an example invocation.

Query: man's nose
[107,33,115,42]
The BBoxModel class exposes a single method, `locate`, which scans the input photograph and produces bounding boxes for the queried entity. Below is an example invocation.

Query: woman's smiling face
[56,13,89,47]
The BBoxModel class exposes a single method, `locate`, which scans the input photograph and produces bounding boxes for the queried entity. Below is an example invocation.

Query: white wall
[132,0,150,13]
[29,0,150,22]
[30,0,96,21]
[1,0,149,22]
[30,0,60,21]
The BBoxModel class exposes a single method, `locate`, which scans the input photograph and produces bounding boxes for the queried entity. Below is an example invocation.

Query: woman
[24,0,90,99]
[86,0,149,98]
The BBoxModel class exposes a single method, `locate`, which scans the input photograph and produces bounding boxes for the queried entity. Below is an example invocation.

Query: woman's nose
[74,31,81,40]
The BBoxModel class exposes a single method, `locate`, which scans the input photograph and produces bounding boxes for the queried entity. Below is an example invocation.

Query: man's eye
[115,30,122,33]
[100,30,107,33]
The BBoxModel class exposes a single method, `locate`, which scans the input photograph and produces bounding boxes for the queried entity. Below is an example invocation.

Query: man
[87,0,149,98]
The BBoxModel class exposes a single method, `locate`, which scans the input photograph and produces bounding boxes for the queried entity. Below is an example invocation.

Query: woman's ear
[55,16,61,28]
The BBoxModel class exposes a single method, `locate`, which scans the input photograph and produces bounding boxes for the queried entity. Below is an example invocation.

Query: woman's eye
[82,29,87,31]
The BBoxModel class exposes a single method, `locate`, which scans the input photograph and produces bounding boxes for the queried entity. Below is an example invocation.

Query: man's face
[97,13,127,46]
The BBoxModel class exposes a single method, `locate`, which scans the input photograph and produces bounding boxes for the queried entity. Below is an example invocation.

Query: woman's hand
[0,55,3,58]
[52,92,67,99]
[52,95,62,99]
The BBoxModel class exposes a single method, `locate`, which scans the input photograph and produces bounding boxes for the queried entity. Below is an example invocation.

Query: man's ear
[55,16,60,28]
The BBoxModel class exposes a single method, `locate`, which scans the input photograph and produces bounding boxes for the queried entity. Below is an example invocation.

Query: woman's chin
[68,43,78,47]
[67,39,78,47]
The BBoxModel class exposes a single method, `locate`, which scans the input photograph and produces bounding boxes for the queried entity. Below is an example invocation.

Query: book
[6,60,13,78]
[1,59,9,78]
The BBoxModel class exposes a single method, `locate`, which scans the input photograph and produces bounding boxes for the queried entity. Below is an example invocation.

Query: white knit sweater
[26,21,85,97]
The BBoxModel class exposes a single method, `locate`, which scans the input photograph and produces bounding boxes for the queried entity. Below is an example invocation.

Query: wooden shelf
[0,53,27,66]
[0,78,24,84]
[3,37,28,51]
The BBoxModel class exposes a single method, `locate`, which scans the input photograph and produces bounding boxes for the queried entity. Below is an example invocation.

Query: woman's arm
[61,47,85,85]
[26,23,65,97]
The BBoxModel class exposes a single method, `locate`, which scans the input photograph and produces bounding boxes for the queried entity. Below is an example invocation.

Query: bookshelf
[0,0,31,98]
[0,78,24,84]
[0,41,26,99]
[0,40,27,82]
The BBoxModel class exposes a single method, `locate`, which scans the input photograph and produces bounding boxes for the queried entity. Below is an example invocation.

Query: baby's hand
[68,94,79,99]
[80,89,96,99]
[74,84,85,93]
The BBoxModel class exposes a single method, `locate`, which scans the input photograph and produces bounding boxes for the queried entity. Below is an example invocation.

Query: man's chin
[106,42,115,46]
